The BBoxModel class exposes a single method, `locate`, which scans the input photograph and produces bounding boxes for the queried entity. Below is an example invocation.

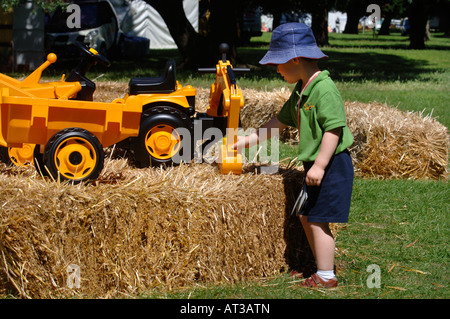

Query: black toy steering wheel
[74,41,111,68]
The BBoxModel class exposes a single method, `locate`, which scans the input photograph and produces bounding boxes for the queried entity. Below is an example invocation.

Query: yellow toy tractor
[0,42,247,183]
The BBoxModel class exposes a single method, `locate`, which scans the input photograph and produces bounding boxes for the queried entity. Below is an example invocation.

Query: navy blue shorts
[300,150,354,223]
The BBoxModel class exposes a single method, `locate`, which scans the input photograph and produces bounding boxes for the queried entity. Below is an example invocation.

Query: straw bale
[0,160,313,298]
[236,88,448,180]
[94,81,128,102]
[345,101,448,180]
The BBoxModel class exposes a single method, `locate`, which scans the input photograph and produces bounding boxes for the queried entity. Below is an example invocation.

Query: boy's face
[277,58,302,84]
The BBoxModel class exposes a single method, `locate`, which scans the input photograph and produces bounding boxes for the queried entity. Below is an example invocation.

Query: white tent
[262,12,346,33]
[328,11,347,33]
[116,0,198,49]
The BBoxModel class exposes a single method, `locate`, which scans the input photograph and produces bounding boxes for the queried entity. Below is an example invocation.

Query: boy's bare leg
[299,215,335,273]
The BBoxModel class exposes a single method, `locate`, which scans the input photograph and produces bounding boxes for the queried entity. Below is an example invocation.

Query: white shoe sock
[316,270,335,281]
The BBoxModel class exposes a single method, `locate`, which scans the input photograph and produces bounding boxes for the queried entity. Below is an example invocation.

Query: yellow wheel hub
[9,143,34,166]
[54,137,97,180]
[145,124,181,160]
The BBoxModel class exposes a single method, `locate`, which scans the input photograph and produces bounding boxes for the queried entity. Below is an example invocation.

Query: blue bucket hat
[259,23,328,65]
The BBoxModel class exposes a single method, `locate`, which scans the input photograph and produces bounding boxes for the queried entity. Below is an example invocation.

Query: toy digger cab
[129,60,177,95]
[0,42,248,183]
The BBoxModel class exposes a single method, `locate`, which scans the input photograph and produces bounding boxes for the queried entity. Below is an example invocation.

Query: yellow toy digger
[0,42,247,183]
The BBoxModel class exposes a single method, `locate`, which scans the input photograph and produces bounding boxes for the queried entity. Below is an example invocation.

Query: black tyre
[131,106,193,168]
[44,128,104,183]
[0,146,10,165]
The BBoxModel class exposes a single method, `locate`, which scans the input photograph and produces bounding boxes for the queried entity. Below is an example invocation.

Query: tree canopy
[3,0,448,67]
[1,0,68,12]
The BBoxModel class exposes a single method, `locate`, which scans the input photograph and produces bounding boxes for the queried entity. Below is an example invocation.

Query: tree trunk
[408,0,430,49]
[378,15,392,35]
[207,0,239,64]
[443,3,450,37]
[344,0,366,34]
[344,9,360,34]
[311,6,329,46]
[271,9,282,31]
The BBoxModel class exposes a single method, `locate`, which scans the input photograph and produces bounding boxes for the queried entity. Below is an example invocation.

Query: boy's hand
[305,164,325,186]
[231,117,286,151]
[231,133,258,152]
[306,128,342,186]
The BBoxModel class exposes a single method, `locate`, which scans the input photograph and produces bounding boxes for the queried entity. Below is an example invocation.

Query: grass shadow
[319,50,437,82]
[29,33,446,86]
[43,49,183,81]
[327,32,450,50]
[235,47,439,84]
[278,167,315,273]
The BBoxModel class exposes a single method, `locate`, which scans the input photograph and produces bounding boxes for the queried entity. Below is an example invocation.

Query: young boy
[233,23,354,288]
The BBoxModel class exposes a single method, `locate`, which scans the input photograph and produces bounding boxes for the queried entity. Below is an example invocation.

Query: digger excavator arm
[198,44,250,174]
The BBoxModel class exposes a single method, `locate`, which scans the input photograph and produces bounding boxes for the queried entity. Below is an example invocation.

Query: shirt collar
[296,70,329,97]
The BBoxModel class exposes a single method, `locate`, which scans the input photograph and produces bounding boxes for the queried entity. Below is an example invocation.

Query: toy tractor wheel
[0,144,35,167]
[132,106,193,168]
[44,128,104,183]
[33,145,50,177]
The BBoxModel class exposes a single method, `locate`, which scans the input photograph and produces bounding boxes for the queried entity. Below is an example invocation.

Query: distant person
[233,23,354,289]
[335,17,340,33]
[372,17,378,38]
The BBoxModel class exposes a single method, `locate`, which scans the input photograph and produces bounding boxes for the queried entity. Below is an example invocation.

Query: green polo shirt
[277,70,353,162]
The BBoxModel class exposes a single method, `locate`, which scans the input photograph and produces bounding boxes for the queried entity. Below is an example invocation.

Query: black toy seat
[129,60,177,95]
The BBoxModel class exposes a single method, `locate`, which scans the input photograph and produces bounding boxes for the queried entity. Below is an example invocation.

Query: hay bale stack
[0,161,310,298]
[345,101,448,179]
[4,82,444,298]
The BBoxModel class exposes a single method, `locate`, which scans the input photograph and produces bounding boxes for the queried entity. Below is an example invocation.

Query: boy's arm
[232,117,287,150]
[305,127,341,186]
